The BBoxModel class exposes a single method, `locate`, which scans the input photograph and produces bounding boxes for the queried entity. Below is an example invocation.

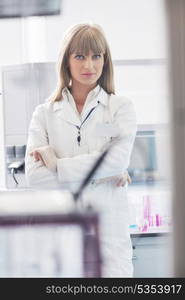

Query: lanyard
[75,101,100,146]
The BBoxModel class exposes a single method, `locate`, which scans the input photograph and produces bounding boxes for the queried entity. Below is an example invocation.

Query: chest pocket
[91,102,120,152]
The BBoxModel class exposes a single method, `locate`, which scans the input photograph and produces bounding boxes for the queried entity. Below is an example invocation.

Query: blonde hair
[50,23,115,102]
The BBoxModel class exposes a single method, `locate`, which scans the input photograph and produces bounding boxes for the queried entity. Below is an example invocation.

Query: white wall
[45,0,167,61]
[0,18,23,66]
[0,0,167,64]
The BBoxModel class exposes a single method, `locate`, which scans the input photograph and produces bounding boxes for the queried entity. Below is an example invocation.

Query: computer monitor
[128,130,157,183]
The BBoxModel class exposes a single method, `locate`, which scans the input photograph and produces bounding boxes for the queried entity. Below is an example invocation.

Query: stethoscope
[75,101,100,146]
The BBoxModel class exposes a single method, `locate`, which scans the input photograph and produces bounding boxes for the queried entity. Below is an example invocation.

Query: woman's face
[68,50,104,87]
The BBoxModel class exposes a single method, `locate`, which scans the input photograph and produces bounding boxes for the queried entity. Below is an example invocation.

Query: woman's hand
[30,150,46,165]
[30,146,57,171]
[94,170,132,187]
[115,171,132,187]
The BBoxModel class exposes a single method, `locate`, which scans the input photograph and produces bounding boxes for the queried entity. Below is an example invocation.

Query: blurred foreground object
[166,0,185,277]
[0,0,62,18]
[0,190,101,277]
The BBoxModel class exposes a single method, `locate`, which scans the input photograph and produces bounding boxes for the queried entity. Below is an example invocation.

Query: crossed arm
[30,145,132,187]
[25,101,136,188]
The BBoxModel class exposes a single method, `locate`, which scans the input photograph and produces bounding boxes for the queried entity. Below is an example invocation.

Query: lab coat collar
[98,88,109,106]
[63,84,101,104]
[53,85,108,112]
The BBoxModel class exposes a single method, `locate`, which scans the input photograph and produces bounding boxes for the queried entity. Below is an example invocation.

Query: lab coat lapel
[81,98,99,120]
[81,88,108,119]
[53,99,81,126]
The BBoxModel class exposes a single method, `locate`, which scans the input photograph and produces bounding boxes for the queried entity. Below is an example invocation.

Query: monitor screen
[128,131,157,182]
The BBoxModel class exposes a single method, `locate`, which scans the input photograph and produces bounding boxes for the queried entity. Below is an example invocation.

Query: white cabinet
[131,233,172,277]
[1,62,56,145]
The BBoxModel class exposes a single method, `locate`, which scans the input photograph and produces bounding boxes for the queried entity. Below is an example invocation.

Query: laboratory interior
[0,0,185,278]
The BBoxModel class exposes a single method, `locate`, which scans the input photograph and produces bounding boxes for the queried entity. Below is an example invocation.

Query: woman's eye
[93,54,101,59]
[75,55,84,60]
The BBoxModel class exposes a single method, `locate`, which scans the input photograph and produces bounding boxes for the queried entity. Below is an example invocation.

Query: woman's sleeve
[57,99,137,184]
[25,105,59,188]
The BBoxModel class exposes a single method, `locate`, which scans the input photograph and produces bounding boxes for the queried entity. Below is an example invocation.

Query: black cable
[11,168,19,185]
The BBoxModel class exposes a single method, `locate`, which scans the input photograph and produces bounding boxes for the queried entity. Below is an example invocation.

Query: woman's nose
[83,58,94,69]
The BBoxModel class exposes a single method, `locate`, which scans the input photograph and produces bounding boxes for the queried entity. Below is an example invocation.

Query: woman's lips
[81,73,95,76]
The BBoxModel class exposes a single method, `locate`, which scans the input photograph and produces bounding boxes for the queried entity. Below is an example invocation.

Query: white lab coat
[25,85,137,277]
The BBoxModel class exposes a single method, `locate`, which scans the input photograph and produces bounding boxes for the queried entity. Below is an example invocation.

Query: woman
[25,23,137,277]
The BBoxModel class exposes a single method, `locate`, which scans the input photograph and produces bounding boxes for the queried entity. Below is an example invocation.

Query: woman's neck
[70,82,97,105]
